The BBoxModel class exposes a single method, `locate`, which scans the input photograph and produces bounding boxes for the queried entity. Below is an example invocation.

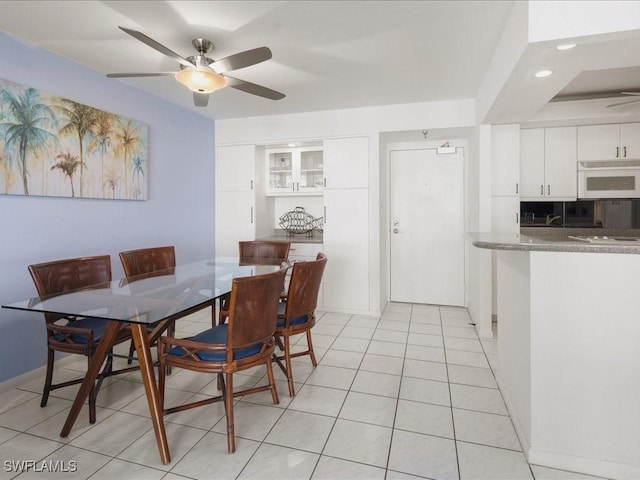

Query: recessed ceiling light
[556,43,577,50]
[535,70,553,78]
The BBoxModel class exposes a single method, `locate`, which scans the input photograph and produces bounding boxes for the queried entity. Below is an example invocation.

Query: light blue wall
[0,32,216,382]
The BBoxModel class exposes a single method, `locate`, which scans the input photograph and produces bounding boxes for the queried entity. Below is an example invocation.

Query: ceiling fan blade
[193,92,209,107]
[118,26,195,68]
[224,76,285,100]
[107,72,176,78]
[606,98,640,108]
[210,47,272,74]
[621,91,640,96]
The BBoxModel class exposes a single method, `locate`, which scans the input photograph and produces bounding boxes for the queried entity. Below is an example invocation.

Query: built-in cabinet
[577,122,640,161]
[215,145,256,257]
[266,147,323,195]
[491,124,520,233]
[520,127,577,201]
[322,137,370,312]
[215,136,370,314]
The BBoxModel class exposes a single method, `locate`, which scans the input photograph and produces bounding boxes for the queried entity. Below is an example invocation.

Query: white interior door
[390,148,465,306]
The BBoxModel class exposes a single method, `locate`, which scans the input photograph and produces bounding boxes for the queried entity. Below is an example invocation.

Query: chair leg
[127,340,135,364]
[306,330,318,367]
[157,342,166,408]
[222,373,235,453]
[87,355,98,424]
[164,324,174,376]
[41,348,55,407]
[266,358,280,405]
[283,335,295,397]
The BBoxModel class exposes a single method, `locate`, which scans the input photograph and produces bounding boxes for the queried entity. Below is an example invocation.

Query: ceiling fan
[606,91,640,109]
[107,27,285,107]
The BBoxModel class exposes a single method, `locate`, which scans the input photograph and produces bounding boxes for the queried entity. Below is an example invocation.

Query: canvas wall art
[0,77,148,200]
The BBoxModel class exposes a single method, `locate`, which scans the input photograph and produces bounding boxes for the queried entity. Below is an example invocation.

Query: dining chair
[217,240,291,324]
[273,252,327,396]
[118,246,178,371]
[157,263,288,453]
[28,255,136,423]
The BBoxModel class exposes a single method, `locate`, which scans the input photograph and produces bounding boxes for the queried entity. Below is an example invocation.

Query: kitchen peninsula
[470,229,640,480]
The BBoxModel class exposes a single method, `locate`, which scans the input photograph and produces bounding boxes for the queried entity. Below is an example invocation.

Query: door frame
[383,139,469,306]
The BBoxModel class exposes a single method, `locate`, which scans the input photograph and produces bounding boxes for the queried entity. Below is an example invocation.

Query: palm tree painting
[0,77,147,200]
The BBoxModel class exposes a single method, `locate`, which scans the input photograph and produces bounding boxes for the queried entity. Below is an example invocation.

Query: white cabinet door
[215,191,255,257]
[492,124,520,196]
[492,196,519,234]
[322,188,369,312]
[216,145,255,192]
[323,137,369,189]
[520,129,545,199]
[577,124,621,161]
[620,123,640,158]
[545,126,577,200]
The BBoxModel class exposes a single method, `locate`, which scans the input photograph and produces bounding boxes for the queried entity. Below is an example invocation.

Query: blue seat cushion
[53,317,109,344]
[276,303,309,327]
[168,324,263,362]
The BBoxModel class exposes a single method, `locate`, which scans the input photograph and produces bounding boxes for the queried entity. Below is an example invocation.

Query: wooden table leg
[61,321,123,437]
[130,323,171,465]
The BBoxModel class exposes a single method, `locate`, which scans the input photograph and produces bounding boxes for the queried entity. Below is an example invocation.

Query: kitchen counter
[471,232,640,479]
[469,227,640,254]
[257,230,323,244]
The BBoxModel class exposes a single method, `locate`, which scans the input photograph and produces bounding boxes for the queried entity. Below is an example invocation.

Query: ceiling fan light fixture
[175,68,227,93]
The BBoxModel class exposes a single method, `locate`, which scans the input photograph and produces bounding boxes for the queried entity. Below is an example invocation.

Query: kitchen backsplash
[520,199,640,229]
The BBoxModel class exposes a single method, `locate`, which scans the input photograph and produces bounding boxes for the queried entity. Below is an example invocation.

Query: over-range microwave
[578,159,640,199]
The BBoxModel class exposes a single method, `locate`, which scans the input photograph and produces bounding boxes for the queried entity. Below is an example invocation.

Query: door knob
[393,228,400,234]
[393,221,399,226]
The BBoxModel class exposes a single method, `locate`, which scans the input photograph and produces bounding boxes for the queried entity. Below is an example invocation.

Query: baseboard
[528,448,631,480]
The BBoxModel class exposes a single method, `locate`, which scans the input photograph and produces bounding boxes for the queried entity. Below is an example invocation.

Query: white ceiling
[0,1,639,125]
[0,0,514,120]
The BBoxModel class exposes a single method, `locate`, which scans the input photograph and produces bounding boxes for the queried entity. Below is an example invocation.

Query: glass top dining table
[2,257,281,465]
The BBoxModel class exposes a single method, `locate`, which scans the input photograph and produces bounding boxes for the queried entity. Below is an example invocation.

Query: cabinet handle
[547,185,550,196]
[624,146,627,157]
[324,206,327,223]
[297,182,299,191]
[616,146,620,158]
[515,183,518,194]
[516,213,519,224]
[540,185,544,195]
[323,178,327,188]
[250,180,254,190]
[250,207,253,224]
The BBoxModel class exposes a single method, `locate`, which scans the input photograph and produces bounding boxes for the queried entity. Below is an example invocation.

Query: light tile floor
[0,304,608,480]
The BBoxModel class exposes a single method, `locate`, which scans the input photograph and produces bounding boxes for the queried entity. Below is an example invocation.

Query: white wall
[0,32,215,382]
[216,100,476,314]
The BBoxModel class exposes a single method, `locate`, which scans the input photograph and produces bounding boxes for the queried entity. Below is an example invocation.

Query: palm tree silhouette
[57,100,96,197]
[131,155,145,199]
[114,119,139,198]
[0,87,57,195]
[88,110,114,197]
[51,152,83,197]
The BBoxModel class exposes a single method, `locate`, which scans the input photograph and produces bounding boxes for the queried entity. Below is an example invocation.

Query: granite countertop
[257,230,323,244]
[468,227,640,254]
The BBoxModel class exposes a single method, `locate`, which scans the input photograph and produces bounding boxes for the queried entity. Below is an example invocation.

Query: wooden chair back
[119,246,175,279]
[226,264,288,358]
[282,252,326,322]
[238,241,290,266]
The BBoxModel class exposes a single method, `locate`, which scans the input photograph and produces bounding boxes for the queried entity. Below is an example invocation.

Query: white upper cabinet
[520,128,545,199]
[323,137,369,189]
[491,124,520,196]
[520,127,577,201]
[577,123,640,161]
[216,144,255,192]
[265,147,323,195]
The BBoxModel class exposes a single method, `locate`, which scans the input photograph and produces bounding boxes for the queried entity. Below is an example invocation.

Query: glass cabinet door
[299,149,324,192]
[268,151,293,192]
